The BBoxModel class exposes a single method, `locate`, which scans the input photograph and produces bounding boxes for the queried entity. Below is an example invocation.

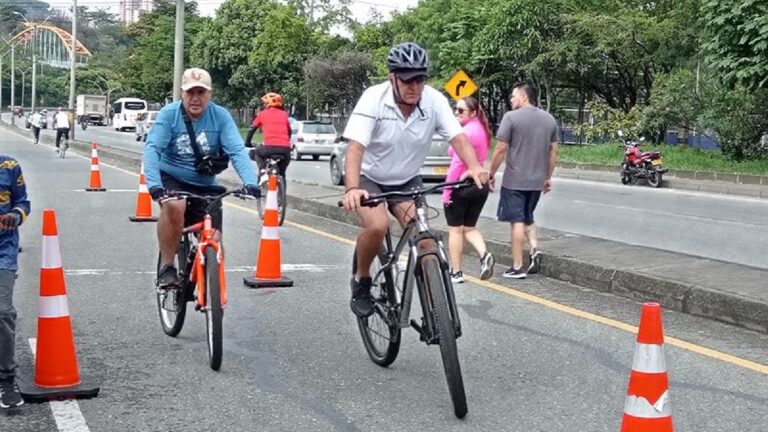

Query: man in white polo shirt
[341,42,489,317]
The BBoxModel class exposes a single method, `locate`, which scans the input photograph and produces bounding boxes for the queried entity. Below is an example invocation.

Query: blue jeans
[0,269,17,380]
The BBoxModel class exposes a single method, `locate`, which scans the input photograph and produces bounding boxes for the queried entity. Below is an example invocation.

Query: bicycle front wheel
[422,255,467,418]
[156,236,189,337]
[353,247,401,367]
[204,247,224,371]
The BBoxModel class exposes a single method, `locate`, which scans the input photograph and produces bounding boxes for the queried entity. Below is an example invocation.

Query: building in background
[119,0,155,25]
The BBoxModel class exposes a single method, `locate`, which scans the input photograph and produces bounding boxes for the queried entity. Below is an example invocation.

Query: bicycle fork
[193,242,228,311]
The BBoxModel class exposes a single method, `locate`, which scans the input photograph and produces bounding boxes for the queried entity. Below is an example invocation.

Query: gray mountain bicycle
[342,179,473,418]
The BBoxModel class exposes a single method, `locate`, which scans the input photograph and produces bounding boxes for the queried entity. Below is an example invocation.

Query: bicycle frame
[374,197,462,344]
[181,209,227,310]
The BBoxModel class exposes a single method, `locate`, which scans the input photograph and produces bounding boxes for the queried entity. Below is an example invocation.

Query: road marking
[64,264,343,276]
[27,338,91,432]
[276,218,768,376]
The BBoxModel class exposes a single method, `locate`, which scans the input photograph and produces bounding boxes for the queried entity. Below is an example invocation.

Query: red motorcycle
[618,130,668,188]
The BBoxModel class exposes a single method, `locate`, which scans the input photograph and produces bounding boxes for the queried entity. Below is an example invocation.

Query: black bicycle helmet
[387,42,429,78]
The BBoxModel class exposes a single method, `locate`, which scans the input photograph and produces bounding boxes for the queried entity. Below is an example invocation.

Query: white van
[112,97,148,131]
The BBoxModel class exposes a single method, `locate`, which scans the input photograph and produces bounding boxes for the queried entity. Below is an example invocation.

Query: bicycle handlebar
[337,179,475,208]
[163,187,253,204]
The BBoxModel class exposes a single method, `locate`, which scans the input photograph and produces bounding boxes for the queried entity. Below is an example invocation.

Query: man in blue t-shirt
[143,67,260,287]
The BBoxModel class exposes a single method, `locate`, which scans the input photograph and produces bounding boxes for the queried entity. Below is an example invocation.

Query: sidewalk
[4,121,767,334]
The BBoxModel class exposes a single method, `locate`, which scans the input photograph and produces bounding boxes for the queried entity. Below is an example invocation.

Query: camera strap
[180,104,205,162]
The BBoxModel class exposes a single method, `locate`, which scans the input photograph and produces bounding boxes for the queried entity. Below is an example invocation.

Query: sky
[47,0,420,24]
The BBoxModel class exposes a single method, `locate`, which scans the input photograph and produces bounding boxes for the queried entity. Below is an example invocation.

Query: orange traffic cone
[19,209,100,401]
[85,143,106,191]
[129,163,158,222]
[244,174,293,288]
[621,303,673,432]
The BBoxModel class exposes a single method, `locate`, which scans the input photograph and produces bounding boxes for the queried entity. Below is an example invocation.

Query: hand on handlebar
[341,187,369,211]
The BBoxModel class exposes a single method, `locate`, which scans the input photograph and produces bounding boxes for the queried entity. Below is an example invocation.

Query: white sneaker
[479,252,495,280]
[450,270,464,284]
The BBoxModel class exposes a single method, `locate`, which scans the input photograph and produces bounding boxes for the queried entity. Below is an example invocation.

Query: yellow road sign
[444,70,478,101]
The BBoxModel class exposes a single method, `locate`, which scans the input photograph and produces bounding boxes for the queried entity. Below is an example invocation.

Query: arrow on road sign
[455,80,467,96]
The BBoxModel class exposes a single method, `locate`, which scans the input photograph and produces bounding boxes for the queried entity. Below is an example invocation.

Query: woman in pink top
[442,96,494,283]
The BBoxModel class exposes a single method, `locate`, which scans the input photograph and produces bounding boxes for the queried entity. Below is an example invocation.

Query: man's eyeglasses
[397,75,426,85]
[455,108,466,114]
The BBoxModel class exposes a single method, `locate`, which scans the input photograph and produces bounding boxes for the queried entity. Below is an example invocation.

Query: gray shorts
[359,175,423,203]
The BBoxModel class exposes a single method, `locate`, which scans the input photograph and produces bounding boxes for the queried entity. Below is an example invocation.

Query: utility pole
[69,0,77,139]
[172,0,185,101]
[31,24,37,113]
[306,0,314,120]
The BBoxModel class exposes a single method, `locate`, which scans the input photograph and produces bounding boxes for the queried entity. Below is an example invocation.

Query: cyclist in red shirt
[246,92,292,178]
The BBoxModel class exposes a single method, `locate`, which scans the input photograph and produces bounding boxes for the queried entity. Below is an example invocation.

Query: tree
[702,0,768,89]
[305,51,373,116]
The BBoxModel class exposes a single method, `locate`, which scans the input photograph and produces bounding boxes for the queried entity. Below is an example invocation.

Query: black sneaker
[479,252,495,280]
[156,264,179,288]
[501,266,527,279]
[350,276,373,318]
[528,248,542,274]
[450,270,465,284]
[0,378,24,409]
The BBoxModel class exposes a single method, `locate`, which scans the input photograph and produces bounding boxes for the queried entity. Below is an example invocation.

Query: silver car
[291,121,340,161]
[329,135,451,185]
[135,111,160,142]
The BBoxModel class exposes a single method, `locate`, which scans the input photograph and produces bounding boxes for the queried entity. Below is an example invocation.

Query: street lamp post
[20,68,28,108]
[10,43,15,126]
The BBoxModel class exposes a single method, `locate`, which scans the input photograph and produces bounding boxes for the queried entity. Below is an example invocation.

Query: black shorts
[359,175,423,203]
[496,187,541,225]
[443,185,490,227]
[161,172,224,231]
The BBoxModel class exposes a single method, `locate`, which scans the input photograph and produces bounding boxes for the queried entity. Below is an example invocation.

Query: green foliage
[698,85,768,160]
[702,0,768,89]
[572,101,645,143]
[640,69,702,138]
[305,50,374,115]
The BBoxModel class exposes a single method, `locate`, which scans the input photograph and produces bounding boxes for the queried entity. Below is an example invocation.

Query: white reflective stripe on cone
[91,165,100,171]
[41,236,63,269]
[261,226,280,240]
[138,183,148,193]
[266,190,278,210]
[91,150,98,157]
[624,391,671,418]
[632,343,667,373]
[38,295,70,318]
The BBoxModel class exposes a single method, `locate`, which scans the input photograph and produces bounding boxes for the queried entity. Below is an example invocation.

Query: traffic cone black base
[18,374,100,402]
[128,215,158,222]
[243,275,294,288]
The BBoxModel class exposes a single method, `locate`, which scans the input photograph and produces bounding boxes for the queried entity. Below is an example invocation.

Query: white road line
[27,338,91,432]
[64,264,343,276]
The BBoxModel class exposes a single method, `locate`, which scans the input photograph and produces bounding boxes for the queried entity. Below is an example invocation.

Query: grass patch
[557,143,768,176]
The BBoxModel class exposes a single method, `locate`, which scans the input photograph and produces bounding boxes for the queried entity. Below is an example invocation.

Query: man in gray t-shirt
[489,82,559,279]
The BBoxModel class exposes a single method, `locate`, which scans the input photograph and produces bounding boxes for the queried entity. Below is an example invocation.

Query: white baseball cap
[181,67,212,91]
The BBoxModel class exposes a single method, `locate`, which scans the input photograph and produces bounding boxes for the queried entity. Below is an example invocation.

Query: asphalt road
[1,133,767,431]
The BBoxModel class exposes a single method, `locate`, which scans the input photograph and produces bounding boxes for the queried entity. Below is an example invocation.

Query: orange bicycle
[155,186,252,370]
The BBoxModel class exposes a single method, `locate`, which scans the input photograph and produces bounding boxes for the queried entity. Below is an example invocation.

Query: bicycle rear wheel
[277,175,287,226]
[353,247,401,367]
[422,255,467,418]
[59,141,67,159]
[156,236,190,337]
[204,247,224,371]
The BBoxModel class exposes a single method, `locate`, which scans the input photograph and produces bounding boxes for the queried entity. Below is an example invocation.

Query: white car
[290,121,340,161]
[329,135,451,185]
[135,111,160,142]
